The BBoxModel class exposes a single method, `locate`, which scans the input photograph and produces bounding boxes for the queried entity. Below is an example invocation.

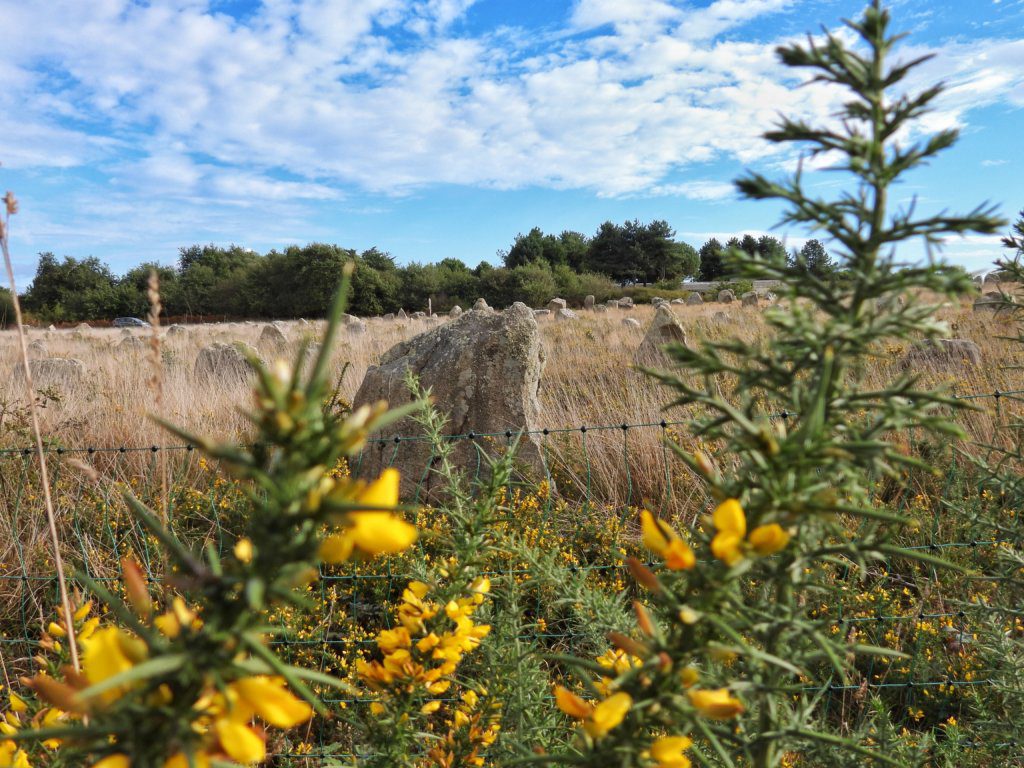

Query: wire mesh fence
[2,386,1024,760]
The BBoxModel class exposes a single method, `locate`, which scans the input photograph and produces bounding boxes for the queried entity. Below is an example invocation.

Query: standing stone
[348,320,367,334]
[584,295,595,310]
[547,298,567,312]
[47,324,57,332]
[637,304,689,365]
[473,298,490,312]
[118,336,148,352]
[397,309,408,321]
[622,318,642,329]
[718,290,736,304]
[595,304,608,313]
[13,358,85,390]
[741,292,759,308]
[167,324,188,337]
[878,294,906,313]
[449,305,463,319]
[352,302,546,496]
[670,298,686,305]
[260,324,288,348]
[120,328,134,339]
[533,309,551,317]
[76,322,91,331]
[904,339,983,369]
[619,296,635,309]
[972,292,1003,312]
[194,343,260,384]
[383,313,395,321]
[27,340,49,358]
[606,299,620,309]
[555,308,577,321]
[411,311,426,319]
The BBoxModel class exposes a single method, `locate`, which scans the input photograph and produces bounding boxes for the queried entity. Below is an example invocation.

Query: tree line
[8,220,841,323]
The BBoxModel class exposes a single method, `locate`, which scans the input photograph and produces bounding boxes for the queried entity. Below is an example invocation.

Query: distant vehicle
[112,317,151,328]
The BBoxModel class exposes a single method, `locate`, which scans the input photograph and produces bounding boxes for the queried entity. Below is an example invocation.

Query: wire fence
[2,385,1024,761]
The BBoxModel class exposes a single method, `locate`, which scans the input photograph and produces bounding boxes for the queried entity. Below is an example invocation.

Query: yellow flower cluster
[641,499,790,571]
[319,468,418,562]
[358,577,492,698]
[554,687,633,739]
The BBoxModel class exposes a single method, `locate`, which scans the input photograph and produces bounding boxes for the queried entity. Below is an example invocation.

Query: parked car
[112,317,151,328]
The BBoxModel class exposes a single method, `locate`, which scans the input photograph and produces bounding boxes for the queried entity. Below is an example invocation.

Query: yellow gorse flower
[319,469,417,562]
[82,627,147,704]
[555,687,632,738]
[584,692,632,738]
[650,735,694,768]
[711,499,790,565]
[687,688,744,720]
[640,510,695,570]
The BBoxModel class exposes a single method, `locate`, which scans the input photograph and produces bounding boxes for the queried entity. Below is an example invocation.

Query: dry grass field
[1,293,1021,511]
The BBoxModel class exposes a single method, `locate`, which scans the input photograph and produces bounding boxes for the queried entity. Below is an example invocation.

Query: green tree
[0,286,13,329]
[789,238,835,277]
[177,244,260,317]
[697,237,725,280]
[23,253,123,321]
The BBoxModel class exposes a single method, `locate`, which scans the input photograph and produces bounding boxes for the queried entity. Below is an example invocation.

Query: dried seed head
[4,191,18,216]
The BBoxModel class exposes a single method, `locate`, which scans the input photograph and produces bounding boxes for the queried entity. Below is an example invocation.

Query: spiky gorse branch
[544,3,1004,768]
[7,264,424,767]
[346,373,507,768]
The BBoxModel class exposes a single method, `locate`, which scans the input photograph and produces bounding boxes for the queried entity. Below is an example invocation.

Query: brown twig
[0,188,81,673]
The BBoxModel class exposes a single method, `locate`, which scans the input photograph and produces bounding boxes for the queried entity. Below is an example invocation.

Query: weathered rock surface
[622,317,642,329]
[259,324,288,349]
[397,309,408,321]
[27,340,48,358]
[555,308,577,321]
[741,292,759,308]
[547,298,567,312]
[686,293,703,306]
[584,295,595,310]
[473,298,490,312]
[636,304,689,365]
[76,323,91,331]
[194,343,260,383]
[973,292,1003,312]
[904,339,982,368]
[718,290,736,304]
[353,303,546,495]
[619,296,635,309]
[166,324,188,337]
[449,305,463,319]
[118,336,147,351]
[606,299,620,309]
[13,358,85,389]
[533,309,550,317]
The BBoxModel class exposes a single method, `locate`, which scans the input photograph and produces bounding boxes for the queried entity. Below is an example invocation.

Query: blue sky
[1,0,1022,286]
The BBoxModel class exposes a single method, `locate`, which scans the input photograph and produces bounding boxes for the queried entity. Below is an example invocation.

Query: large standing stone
[584,295,596,310]
[449,305,463,320]
[636,304,689,365]
[904,339,983,369]
[619,296,635,309]
[194,343,260,384]
[741,292,759,308]
[547,298,567,312]
[718,290,736,304]
[13,358,85,390]
[352,302,546,496]
[686,293,704,306]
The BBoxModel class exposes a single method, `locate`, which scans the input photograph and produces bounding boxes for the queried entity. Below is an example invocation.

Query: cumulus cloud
[0,0,1020,213]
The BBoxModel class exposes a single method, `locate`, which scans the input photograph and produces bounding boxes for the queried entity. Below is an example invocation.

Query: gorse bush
[1,3,1019,768]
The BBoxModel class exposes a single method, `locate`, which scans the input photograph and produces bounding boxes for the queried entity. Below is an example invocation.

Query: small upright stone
[260,324,288,348]
[718,290,736,304]
[637,304,689,365]
[449,305,463,319]
[473,298,490,311]
[555,308,577,321]
[584,295,595,310]
[547,298,567,312]
[397,308,408,321]
[741,292,759,308]
[622,317,642,329]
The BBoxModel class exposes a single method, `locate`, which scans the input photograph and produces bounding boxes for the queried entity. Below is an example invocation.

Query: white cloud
[0,0,1020,214]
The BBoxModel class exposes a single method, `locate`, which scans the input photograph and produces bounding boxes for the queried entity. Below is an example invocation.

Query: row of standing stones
[6,291,1004,441]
